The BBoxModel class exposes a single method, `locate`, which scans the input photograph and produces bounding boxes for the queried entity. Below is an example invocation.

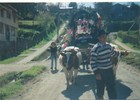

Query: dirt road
[17,23,67,64]
[0,23,67,76]
[114,40,140,54]
[8,59,140,100]
[2,24,140,100]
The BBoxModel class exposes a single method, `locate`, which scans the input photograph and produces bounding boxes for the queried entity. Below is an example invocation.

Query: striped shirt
[90,42,120,71]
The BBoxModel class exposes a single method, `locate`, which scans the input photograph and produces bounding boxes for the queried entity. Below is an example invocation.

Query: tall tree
[130,2,140,16]
[94,2,113,20]
[68,2,77,9]
[35,3,47,13]
[46,3,62,15]
[8,3,38,20]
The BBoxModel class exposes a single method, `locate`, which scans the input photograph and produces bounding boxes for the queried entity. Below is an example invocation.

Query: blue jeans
[51,55,57,69]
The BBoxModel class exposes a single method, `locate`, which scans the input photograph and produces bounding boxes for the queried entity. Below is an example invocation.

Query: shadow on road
[61,74,98,100]
[51,69,59,74]
[78,68,93,74]
[61,75,133,100]
[116,79,133,99]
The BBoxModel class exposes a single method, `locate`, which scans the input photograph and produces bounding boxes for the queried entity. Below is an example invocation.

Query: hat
[97,30,108,37]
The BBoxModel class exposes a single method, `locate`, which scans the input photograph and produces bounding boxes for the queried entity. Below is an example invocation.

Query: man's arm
[111,46,129,57]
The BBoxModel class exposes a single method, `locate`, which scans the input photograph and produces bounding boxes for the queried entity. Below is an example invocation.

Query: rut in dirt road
[8,60,140,100]
[0,23,67,76]
[8,60,97,100]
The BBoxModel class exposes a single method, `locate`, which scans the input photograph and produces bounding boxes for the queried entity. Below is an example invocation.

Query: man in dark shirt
[50,42,57,70]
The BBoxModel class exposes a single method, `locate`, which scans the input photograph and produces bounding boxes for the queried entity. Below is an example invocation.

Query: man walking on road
[90,30,129,99]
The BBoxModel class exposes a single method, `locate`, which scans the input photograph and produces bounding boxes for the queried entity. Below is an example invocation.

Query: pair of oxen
[59,44,123,89]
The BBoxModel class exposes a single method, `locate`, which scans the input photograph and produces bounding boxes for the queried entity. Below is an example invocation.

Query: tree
[9,3,38,20]
[94,2,113,20]
[35,3,47,13]
[130,2,140,16]
[46,3,62,15]
[68,2,77,9]
[36,10,55,35]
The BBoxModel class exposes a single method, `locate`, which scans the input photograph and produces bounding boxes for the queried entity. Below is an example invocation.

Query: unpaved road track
[114,40,140,54]
[7,60,140,100]
[17,23,66,64]
[0,23,66,76]
[2,25,140,100]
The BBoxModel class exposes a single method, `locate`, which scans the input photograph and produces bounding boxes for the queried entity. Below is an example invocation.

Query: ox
[109,43,119,76]
[59,46,82,89]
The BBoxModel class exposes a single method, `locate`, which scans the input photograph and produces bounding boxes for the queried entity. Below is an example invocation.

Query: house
[0,4,19,59]
[0,4,18,42]
[111,3,137,21]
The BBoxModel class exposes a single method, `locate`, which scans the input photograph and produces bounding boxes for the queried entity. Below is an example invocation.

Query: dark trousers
[96,68,116,99]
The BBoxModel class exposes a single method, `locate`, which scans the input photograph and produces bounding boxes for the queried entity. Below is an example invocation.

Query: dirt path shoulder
[7,60,140,100]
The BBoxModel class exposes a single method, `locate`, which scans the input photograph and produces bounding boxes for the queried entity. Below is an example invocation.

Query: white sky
[1,0,140,3]
[0,0,139,8]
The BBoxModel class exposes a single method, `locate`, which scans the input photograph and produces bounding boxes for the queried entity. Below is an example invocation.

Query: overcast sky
[61,2,140,8]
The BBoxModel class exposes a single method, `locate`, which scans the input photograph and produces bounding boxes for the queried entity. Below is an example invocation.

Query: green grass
[0,29,57,64]
[18,20,39,26]
[20,49,33,55]
[122,52,140,69]
[20,66,46,78]
[117,37,123,42]
[113,35,140,70]
[18,28,36,32]
[0,56,24,64]
[0,48,34,64]
[0,66,46,99]
[0,81,23,98]
[32,29,57,49]
[117,37,140,50]
[0,72,17,87]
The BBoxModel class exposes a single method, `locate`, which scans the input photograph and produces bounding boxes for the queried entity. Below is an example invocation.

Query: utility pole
[54,14,59,42]
[55,3,60,42]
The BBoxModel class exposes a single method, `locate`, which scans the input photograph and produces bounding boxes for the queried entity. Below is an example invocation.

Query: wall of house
[0,36,42,60]
[0,4,19,60]
[0,41,16,59]
[0,4,18,42]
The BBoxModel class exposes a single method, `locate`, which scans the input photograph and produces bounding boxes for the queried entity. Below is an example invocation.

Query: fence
[0,34,43,60]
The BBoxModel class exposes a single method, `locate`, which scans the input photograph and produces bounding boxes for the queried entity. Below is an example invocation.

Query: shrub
[107,21,139,32]
[17,29,40,39]
[118,30,140,46]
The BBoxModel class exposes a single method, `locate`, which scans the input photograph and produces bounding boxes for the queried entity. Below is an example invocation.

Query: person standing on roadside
[90,30,129,99]
[50,42,57,70]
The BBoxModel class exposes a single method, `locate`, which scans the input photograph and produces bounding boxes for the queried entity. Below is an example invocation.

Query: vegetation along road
[0,2,140,100]
[3,26,140,100]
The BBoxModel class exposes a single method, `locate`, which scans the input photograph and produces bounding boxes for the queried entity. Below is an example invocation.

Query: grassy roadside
[122,52,140,70]
[0,65,46,99]
[0,29,57,64]
[32,24,66,61]
[117,37,139,50]
[18,20,39,26]
[114,37,140,70]
[32,29,57,49]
